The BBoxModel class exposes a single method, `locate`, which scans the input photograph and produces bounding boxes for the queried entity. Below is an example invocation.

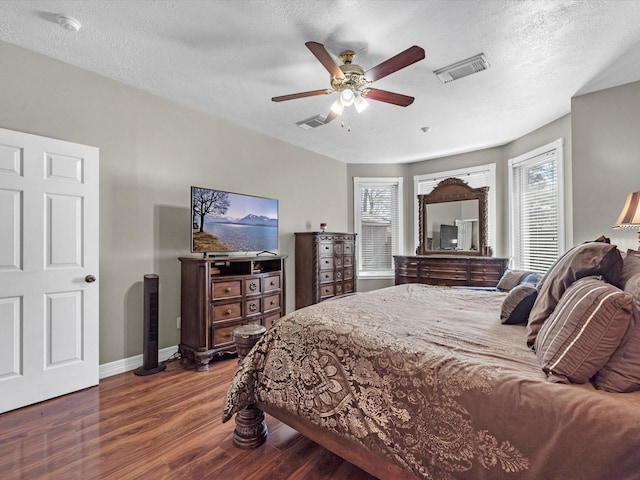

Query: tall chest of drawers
[295,232,357,309]
[179,255,286,371]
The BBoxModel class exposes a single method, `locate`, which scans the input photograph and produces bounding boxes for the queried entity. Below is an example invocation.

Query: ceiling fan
[272,41,426,125]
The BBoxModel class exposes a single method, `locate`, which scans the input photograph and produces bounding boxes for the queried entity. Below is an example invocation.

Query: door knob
[85,275,96,283]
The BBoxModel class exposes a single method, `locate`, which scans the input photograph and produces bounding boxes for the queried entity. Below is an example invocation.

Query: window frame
[353,176,404,279]
[508,138,565,272]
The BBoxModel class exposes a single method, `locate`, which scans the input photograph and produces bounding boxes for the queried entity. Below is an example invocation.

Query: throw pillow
[594,305,640,393]
[500,284,538,324]
[620,253,640,290]
[594,271,640,392]
[496,269,529,291]
[526,241,623,347]
[534,276,633,384]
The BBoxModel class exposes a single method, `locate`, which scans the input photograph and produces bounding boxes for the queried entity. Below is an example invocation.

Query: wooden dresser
[178,255,286,371]
[394,255,509,288]
[295,232,356,309]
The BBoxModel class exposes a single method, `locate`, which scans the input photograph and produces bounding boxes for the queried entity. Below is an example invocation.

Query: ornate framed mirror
[416,177,489,256]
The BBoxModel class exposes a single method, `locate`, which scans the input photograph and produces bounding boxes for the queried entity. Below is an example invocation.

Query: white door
[0,127,99,413]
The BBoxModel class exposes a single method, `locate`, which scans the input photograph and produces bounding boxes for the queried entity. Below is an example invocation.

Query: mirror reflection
[416,177,489,256]
[426,200,479,251]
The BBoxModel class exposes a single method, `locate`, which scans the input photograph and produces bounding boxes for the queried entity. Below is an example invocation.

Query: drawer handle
[249,282,258,291]
[270,300,275,305]
[249,304,257,312]
[225,287,231,293]
[226,309,232,315]
[270,281,275,286]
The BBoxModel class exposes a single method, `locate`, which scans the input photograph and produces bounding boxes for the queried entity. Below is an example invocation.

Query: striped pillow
[526,241,623,347]
[534,276,633,384]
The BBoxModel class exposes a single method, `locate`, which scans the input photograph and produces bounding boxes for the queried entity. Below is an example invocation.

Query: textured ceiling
[2,0,640,164]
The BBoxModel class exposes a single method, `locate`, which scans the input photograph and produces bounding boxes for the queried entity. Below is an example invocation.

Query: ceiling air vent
[434,53,489,84]
[296,115,327,130]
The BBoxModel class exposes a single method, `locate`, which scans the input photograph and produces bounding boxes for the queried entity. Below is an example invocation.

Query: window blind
[510,148,560,272]
[354,178,402,277]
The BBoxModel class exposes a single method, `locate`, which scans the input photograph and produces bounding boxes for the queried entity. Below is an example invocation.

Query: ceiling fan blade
[272,89,332,102]
[306,41,345,79]
[363,88,415,107]
[364,45,425,82]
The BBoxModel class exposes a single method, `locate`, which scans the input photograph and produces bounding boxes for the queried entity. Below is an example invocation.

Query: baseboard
[99,345,179,379]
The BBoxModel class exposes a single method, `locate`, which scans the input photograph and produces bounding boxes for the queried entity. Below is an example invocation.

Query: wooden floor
[0,356,376,480]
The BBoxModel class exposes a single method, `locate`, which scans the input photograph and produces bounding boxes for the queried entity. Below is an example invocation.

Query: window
[508,139,564,272]
[353,177,403,277]
[414,164,496,251]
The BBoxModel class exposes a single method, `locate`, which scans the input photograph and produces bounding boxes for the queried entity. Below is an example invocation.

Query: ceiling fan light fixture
[355,95,369,113]
[340,89,355,107]
[330,98,344,115]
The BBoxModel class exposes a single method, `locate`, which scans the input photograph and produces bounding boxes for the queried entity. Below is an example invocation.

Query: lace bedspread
[223,284,640,480]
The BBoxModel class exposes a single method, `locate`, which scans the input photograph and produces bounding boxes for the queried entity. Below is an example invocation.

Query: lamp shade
[613,191,640,228]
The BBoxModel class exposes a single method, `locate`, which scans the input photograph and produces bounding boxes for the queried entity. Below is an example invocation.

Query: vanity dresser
[395,177,509,288]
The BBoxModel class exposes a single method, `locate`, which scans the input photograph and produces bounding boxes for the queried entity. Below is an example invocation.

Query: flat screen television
[439,224,458,250]
[191,186,278,255]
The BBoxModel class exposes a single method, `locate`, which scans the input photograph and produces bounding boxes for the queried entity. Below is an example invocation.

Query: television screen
[439,224,458,250]
[191,186,278,254]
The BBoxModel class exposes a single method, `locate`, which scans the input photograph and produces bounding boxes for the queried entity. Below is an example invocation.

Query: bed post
[232,324,268,449]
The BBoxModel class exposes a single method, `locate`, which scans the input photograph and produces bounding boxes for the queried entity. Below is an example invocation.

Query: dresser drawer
[319,270,334,283]
[264,274,281,292]
[264,293,280,312]
[422,261,467,275]
[319,257,334,271]
[343,280,354,293]
[245,277,261,295]
[212,280,242,299]
[343,267,353,280]
[343,242,354,255]
[343,255,353,268]
[245,298,261,316]
[212,301,242,321]
[212,318,260,349]
[263,311,281,329]
[319,242,334,256]
[320,284,335,298]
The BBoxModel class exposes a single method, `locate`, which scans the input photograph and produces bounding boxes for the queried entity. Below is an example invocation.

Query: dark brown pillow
[500,284,538,324]
[620,254,640,290]
[496,270,529,291]
[526,242,623,347]
[534,276,633,384]
[594,272,640,392]
[594,305,640,392]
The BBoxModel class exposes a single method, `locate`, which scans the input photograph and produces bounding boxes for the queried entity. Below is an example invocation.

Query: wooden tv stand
[178,255,286,371]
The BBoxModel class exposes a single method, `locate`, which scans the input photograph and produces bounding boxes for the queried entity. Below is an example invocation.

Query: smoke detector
[56,15,82,32]
[434,53,489,83]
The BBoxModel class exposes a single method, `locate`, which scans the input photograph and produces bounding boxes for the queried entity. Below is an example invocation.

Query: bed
[223,243,640,480]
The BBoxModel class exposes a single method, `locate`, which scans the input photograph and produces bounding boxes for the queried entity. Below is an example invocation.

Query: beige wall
[572,80,640,250]
[349,117,572,293]
[0,41,349,364]
[4,37,638,365]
